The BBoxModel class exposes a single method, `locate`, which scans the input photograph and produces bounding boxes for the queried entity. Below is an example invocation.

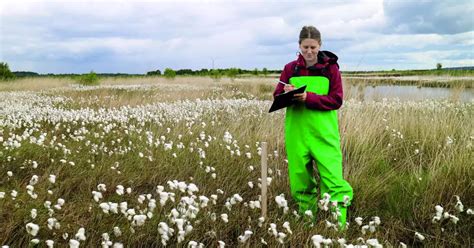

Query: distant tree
[77,71,100,86]
[262,67,268,77]
[0,62,16,81]
[253,68,259,76]
[436,63,443,70]
[210,69,222,81]
[164,68,176,79]
[198,68,209,76]
[227,68,239,81]
[146,69,161,76]
[13,71,40,77]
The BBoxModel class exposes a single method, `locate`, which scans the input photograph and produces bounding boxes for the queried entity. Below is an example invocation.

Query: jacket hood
[296,50,339,69]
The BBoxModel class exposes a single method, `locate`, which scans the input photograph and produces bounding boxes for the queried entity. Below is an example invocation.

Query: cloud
[0,0,472,73]
[383,0,474,34]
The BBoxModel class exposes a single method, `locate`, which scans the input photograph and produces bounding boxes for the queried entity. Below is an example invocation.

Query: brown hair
[299,26,321,45]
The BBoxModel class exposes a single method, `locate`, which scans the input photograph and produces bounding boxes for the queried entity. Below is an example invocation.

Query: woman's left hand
[293,92,307,102]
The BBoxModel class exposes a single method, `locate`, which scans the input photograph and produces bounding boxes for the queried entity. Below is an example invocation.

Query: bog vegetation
[0,74,472,247]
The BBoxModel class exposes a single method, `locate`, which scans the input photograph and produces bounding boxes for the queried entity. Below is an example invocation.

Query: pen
[278,80,288,85]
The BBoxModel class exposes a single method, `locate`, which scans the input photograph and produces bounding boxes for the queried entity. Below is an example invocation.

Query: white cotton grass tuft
[218,240,225,248]
[449,214,459,224]
[113,226,122,237]
[277,232,287,244]
[26,222,40,236]
[116,185,124,195]
[229,194,243,205]
[361,225,370,235]
[45,240,54,248]
[343,195,350,207]
[275,194,289,213]
[158,222,174,246]
[221,213,229,223]
[318,193,331,211]
[432,205,444,223]
[258,217,265,227]
[11,190,18,199]
[223,131,233,144]
[415,232,425,241]
[282,221,292,234]
[248,181,254,188]
[97,184,107,192]
[268,223,278,237]
[48,175,56,184]
[47,218,60,230]
[311,235,324,247]
[248,200,261,209]
[92,191,103,202]
[69,239,80,248]
[454,195,464,212]
[31,209,37,219]
[100,202,111,214]
[367,239,382,248]
[75,227,86,241]
[132,215,147,227]
[355,217,363,226]
[237,230,253,243]
[337,238,346,246]
[102,233,113,247]
[187,241,204,248]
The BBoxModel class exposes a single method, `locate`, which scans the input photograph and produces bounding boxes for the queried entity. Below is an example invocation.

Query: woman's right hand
[284,84,295,92]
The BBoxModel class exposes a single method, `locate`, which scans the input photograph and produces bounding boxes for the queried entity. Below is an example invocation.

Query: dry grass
[0,76,472,247]
[0,77,72,91]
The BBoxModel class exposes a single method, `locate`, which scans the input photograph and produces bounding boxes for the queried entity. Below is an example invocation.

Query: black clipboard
[269,85,307,113]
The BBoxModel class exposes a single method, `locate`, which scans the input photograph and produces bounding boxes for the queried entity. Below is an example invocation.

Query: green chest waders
[285,76,353,229]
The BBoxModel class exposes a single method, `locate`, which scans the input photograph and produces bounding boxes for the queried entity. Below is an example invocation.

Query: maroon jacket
[273,51,343,111]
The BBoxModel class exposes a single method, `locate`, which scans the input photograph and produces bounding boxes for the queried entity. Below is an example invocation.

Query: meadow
[0,75,472,247]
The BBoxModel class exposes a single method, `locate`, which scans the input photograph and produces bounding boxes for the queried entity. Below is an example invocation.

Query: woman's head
[299,26,321,45]
[298,26,321,65]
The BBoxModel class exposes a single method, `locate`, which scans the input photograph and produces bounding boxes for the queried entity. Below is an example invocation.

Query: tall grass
[0,77,472,247]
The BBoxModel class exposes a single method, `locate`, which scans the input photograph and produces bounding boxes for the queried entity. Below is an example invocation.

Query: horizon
[10,65,474,76]
[1,0,473,74]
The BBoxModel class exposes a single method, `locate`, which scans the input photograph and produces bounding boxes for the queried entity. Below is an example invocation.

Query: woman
[273,26,353,230]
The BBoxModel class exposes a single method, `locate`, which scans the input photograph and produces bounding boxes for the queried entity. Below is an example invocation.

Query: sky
[0,0,473,74]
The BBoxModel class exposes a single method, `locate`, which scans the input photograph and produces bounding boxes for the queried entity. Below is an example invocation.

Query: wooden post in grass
[261,142,268,219]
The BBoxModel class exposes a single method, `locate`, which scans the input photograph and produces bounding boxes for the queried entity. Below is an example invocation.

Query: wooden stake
[261,142,268,219]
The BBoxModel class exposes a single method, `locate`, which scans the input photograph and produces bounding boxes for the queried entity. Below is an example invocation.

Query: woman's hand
[284,84,294,92]
[293,92,307,103]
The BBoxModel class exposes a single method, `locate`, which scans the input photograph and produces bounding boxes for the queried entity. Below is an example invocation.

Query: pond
[347,85,473,102]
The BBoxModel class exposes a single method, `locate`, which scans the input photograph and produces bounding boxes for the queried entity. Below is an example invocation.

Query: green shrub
[226,68,238,81]
[210,69,222,81]
[77,71,100,86]
[164,68,176,79]
[0,62,16,81]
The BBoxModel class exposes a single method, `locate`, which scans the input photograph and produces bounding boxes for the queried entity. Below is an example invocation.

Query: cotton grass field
[0,76,472,247]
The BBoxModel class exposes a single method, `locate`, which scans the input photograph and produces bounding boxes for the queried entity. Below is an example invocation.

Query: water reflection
[347,85,473,102]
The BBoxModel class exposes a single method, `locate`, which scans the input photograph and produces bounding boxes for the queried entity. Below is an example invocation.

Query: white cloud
[0,0,472,73]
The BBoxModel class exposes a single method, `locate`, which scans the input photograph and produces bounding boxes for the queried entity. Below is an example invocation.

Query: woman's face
[299,38,321,64]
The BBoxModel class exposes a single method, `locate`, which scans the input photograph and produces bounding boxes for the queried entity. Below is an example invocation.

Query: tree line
[1,61,281,81]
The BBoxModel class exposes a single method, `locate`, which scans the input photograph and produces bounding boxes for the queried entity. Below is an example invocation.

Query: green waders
[285,76,353,229]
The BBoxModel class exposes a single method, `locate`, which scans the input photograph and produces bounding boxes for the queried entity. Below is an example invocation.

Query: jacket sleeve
[305,64,343,110]
[273,64,290,97]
